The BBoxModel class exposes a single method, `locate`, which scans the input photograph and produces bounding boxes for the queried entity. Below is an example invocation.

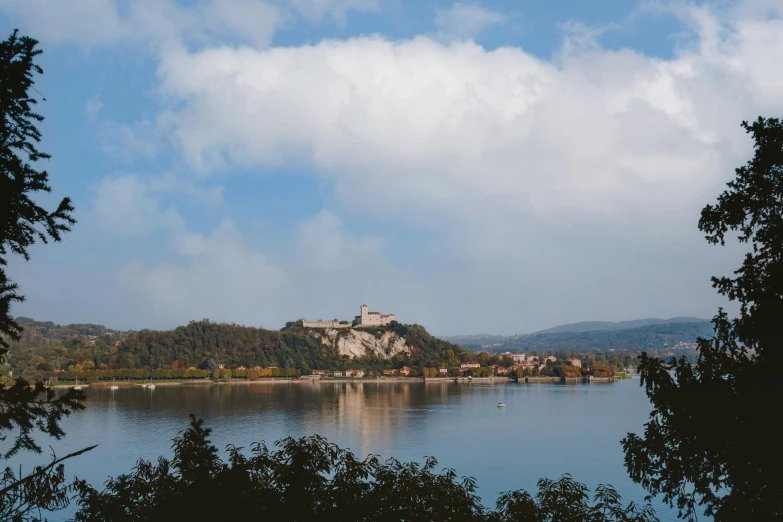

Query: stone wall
[302,320,352,329]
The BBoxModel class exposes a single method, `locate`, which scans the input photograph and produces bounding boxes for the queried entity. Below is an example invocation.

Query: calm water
[15,380,696,521]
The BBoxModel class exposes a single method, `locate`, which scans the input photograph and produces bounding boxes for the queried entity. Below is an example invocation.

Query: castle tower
[360,304,368,324]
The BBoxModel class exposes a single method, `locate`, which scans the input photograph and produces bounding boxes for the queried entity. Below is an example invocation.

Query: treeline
[44,367,302,383]
[5,318,476,383]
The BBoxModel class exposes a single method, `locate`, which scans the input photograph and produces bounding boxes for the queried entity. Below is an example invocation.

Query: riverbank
[52,379,215,388]
[50,375,622,388]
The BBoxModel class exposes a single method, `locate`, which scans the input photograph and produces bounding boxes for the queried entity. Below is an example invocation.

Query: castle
[355,304,396,326]
[302,304,396,329]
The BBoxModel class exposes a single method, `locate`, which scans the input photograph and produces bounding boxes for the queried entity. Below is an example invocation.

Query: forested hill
[444,321,714,352]
[530,317,708,335]
[5,318,473,380]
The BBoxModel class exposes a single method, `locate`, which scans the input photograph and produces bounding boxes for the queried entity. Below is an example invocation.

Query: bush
[73,416,659,522]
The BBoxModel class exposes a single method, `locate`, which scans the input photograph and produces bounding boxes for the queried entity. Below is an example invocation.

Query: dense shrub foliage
[73,415,658,522]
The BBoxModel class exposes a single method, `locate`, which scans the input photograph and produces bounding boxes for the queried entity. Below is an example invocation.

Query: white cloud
[116,210,404,328]
[8,0,779,333]
[84,94,105,122]
[205,0,283,47]
[288,0,379,22]
[296,211,384,273]
[98,120,160,162]
[0,0,131,46]
[141,4,782,331]
[93,175,183,237]
[0,0,378,49]
[119,219,289,327]
[92,173,223,237]
[434,2,505,41]
[156,9,782,227]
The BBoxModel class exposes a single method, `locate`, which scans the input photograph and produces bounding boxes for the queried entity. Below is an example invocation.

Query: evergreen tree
[0,30,87,522]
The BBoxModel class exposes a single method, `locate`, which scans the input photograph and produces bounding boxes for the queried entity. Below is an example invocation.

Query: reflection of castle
[355,304,396,327]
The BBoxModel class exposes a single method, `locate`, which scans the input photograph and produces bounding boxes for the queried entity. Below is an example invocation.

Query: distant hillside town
[302,304,397,329]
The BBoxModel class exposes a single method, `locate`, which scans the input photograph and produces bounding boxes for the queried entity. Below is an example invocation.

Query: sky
[1,0,781,336]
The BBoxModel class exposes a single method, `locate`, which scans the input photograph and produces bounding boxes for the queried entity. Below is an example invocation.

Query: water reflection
[10,380,691,522]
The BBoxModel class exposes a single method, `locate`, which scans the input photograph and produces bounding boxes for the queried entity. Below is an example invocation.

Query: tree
[74,415,658,522]
[0,30,87,521]
[0,30,75,351]
[622,117,783,521]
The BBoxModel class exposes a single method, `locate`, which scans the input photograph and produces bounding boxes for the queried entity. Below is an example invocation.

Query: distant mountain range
[440,317,712,353]
[530,317,708,335]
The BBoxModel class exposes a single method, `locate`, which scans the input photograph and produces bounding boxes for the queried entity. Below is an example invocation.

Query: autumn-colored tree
[591,365,613,378]
[247,367,261,381]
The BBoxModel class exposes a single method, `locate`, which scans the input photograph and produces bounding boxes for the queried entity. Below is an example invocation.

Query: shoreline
[50,375,624,389]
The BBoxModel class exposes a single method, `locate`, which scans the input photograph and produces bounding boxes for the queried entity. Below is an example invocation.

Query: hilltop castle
[355,304,396,326]
[302,304,396,329]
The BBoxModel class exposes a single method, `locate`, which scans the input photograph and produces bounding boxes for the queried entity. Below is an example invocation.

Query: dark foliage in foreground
[74,414,657,522]
[0,379,87,522]
[623,117,783,521]
[0,29,90,522]
[0,30,75,351]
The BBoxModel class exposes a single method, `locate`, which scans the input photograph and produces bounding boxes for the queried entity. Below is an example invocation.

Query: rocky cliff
[311,328,410,359]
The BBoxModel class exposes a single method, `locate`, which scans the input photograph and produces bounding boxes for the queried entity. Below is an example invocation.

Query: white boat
[110,378,118,390]
[148,384,156,390]
[497,403,505,408]
[73,377,82,391]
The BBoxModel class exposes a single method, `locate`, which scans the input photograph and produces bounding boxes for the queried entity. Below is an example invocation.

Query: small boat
[110,379,118,390]
[497,403,505,408]
[73,377,82,391]
[148,384,156,390]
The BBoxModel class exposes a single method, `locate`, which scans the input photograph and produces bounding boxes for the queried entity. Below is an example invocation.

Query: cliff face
[312,328,410,359]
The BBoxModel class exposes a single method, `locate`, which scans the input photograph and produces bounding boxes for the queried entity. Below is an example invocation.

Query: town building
[439,368,448,374]
[460,362,480,369]
[346,369,365,378]
[399,366,412,376]
[382,369,398,376]
[499,352,533,363]
[568,357,582,368]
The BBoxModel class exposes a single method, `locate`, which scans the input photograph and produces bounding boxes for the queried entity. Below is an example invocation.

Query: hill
[442,318,707,346]
[531,317,708,335]
[442,321,714,353]
[4,318,473,382]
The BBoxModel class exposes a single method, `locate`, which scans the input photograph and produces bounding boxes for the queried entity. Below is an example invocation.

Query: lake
[14,379,696,521]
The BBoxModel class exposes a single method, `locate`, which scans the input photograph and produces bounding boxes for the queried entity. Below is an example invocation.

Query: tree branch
[0,444,97,496]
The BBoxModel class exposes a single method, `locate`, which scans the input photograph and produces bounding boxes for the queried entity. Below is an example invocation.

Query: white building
[568,357,582,368]
[354,304,396,327]
[499,352,532,363]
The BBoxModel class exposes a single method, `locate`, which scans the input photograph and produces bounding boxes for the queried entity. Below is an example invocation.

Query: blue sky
[1,0,780,335]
